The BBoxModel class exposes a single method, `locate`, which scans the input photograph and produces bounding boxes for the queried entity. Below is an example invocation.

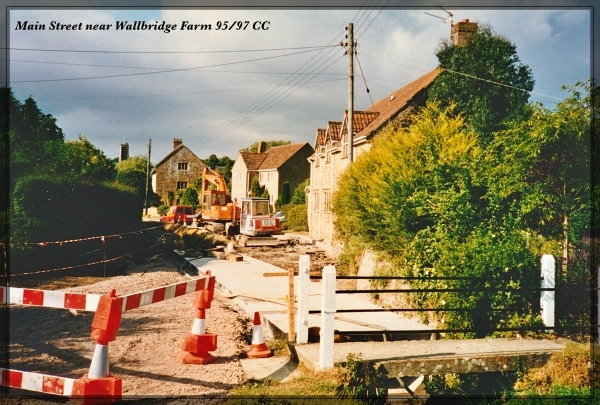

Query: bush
[11,174,143,243]
[286,203,308,232]
[157,204,169,216]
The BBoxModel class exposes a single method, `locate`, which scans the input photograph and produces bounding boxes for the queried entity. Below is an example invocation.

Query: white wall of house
[231,158,248,202]
[259,169,279,205]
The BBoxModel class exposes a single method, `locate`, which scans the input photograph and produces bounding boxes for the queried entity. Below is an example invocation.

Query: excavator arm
[202,166,229,193]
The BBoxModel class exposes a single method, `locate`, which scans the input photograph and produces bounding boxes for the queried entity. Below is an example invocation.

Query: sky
[7,6,592,164]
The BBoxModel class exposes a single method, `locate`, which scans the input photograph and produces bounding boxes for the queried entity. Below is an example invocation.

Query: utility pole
[144,139,152,217]
[346,23,355,163]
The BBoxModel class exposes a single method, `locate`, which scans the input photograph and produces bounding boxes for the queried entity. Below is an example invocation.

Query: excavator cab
[239,198,280,237]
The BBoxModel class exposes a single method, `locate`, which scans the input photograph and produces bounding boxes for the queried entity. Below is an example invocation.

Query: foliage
[202,154,234,192]
[428,23,534,144]
[291,179,309,205]
[335,353,387,405]
[5,90,147,244]
[332,102,548,334]
[178,187,199,210]
[11,174,142,243]
[275,181,291,210]
[7,89,65,181]
[503,344,598,404]
[285,203,308,232]
[333,102,480,257]
[250,176,268,198]
[157,204,170,216]
[227,363,346,402]
[239,140,291,153]
[490,81,592,273]
[58,134,116,182]
[115,155,160,208]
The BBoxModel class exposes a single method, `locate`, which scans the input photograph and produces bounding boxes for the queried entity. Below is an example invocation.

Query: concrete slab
[240,355,300,381]
[293,337,570,376]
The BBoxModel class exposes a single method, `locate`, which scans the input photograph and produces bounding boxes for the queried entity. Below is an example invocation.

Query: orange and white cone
[177,300,218,365]
[246,312,272,358]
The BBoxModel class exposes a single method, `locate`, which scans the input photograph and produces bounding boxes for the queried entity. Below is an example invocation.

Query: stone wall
[155,147,204,203]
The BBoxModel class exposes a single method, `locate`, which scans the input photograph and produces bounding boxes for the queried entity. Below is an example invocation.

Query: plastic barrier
[1,286,102,312]
[2,273,216,403]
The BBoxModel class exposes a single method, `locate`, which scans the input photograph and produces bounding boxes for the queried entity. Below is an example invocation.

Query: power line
[176,30,347,150]
[35,77,346,102]
[6,45,335,54]
[10,48,325,83]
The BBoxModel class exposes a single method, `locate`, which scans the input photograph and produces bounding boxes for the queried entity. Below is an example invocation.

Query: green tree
[291,179,309,205]
[275,181,291,209]
[178,187,199,210]
[59,134,115,182]
[429,24,534,144]
[239,140,291,153]
[115,155,160,208]
[490,81,592,273]
[250,176,266,198]
[333,102,541,334]
[7,90,65,181]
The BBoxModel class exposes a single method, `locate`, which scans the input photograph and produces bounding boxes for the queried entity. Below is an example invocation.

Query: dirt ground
[3,237,339,404]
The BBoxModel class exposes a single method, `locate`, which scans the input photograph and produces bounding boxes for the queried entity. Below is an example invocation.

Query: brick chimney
[257,140,267,153]
[173,138,183,149]
[452,19,478,47]
[119,143,129,162]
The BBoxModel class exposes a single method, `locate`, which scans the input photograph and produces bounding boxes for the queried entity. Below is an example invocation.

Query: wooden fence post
[296,255,310,344]
[540,254,555,330]
[288,266,296,343]
[319,265,336,369]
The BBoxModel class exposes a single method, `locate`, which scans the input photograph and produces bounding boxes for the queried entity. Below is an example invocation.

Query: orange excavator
[199,167,281,246]
[200,166,236,234]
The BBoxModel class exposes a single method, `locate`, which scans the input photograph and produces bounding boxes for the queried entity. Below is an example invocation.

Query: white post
[319,265,336,369]
[540,254,555,329]
[296,255,310,344]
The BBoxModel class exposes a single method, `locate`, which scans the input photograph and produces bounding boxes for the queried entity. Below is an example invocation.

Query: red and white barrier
[1,286,101,312]
[120,277,211,312]
[3,272,217,403]
[1,368,76,396]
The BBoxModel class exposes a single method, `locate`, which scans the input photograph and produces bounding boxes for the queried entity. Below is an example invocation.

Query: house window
[237,171,242,181]
[260,173,264,182]
[177,181,188,190]
[178,162,188,170]
[323,190,331,213]
[313,191,319,211]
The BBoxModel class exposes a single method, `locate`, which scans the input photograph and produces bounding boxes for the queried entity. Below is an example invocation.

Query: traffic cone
[177,278,217,365]
[246,312,272,359]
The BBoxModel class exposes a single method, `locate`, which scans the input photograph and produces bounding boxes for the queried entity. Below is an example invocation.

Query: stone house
[307,19,478,246]
[231,141,314,207]
[152,138,205,203]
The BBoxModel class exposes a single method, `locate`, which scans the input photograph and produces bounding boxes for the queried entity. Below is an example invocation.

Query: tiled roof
[315,128,327,147]
[340,111,380,137]
[259,142,311,170]
[327,121,342,141]
[239,152,268,170]
[155,145,203,168]
[356,68,441,138]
